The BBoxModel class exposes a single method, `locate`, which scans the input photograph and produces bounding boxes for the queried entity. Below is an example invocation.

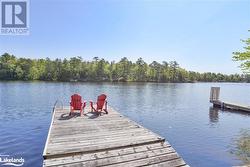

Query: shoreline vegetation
[1,53,250,83]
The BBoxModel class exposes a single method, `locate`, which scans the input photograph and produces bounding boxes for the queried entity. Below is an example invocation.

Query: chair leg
[81,104,85,116]
[104,101,108,114]
[90,101,94,112]
[97,109,101,115]
[80,108,82,116]
[70,108,73,116]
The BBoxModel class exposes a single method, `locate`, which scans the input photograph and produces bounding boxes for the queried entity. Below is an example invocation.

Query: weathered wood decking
[43,106,187,167]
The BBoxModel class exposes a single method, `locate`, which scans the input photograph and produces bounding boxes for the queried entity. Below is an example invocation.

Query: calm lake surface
[0,82,250,167]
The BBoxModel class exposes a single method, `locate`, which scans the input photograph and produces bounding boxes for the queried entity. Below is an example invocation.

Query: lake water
[0,82,250,167]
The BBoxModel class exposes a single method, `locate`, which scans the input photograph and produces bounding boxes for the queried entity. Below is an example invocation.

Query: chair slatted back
[97,94,107,110]
[70,94,82,110]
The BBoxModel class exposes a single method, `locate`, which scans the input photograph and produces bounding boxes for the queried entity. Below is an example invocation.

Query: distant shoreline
[0,80,249,83]
[1,53,249,83]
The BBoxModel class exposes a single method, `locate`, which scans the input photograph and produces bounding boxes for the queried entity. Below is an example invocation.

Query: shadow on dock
[84,112,106,119]
[59,111,107,120]
[58,113,79,120]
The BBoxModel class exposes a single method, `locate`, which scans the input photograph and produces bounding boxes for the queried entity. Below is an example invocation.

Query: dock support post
[210,87,220,102]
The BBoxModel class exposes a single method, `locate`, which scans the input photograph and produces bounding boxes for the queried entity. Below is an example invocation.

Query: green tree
[116,57,132,81]
[161,61,170,82]
[149,61,162,82]
[0,53,16,80]
[169,61,179,82]
[134,58,148,81]
[69,57,82,80]
[233,31,250,73]
[36,59,46,80]
[109,61,118,81]
[59,59,71,81]
[96,58,106,80]
[43,58,58,81]
[188,71,197,82]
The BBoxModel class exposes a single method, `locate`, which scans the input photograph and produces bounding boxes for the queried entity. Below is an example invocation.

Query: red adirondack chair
[70,94,86,116]
[90,94,108,114]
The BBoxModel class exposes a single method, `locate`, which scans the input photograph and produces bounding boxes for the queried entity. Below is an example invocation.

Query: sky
[0,0,250,74]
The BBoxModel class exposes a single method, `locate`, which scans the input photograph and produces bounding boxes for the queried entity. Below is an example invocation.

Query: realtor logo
[0,0,29,35]
[0,155,25,166]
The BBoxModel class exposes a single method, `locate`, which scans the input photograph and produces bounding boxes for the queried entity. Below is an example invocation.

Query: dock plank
[43,106,187,166]
[44,143,175,167]
[44,143,171,166]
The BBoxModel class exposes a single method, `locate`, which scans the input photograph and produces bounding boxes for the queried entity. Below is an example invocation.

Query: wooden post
[210,87,220,102]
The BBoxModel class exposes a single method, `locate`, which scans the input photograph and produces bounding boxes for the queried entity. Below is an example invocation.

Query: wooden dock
[211,100,250,112]
[210,87,250,113]
[43,106,188,167]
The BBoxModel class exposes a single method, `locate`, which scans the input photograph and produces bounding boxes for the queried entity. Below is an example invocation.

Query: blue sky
[0,0,250,74]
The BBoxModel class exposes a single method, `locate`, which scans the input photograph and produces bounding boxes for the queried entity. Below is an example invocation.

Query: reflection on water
[230,129,250,165]
[209,107,250,165]
[209,107,219,123]
[209,107,250,125]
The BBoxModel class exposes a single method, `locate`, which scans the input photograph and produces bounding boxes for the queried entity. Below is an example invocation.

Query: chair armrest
[104,100,108,114]
[90,101,94,108]
[82,101,86,108]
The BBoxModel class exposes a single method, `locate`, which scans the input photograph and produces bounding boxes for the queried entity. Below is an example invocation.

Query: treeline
[0,53,249,82]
